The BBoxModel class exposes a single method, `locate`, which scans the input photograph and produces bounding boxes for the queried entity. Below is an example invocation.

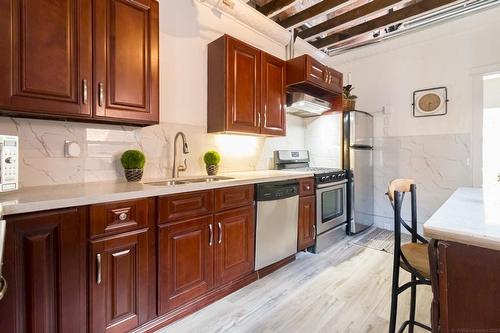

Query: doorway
[482,73,500,187]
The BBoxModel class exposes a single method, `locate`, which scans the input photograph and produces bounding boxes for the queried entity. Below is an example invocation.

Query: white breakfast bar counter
[423,186,500,251]
[423,186,500,332]
[0,170,314,216]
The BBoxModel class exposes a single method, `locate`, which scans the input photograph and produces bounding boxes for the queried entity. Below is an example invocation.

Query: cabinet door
[306,55,328,88]
[158,216,214,314]
[226,36,261,134]
[261,52,286,136]
[298,196,316,251]
[214,206,255,285]
[0,208,87,333]
[90,229,150,333]
[93,0,159,124]
[0,0,92,118]
[325,68,343,95]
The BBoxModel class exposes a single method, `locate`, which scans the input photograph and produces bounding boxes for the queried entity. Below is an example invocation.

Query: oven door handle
[316,179,347,189]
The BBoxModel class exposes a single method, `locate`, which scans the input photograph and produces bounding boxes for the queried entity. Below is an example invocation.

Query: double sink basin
[145,176,234,187]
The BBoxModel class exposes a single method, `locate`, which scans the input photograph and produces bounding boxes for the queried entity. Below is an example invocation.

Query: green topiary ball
[203,150,221,165]
[121,150,146,169]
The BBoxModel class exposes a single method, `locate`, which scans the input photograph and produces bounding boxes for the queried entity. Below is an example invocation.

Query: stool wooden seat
[400,243,430,280]
[387,179,431,333]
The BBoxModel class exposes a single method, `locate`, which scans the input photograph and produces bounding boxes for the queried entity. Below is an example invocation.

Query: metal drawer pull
[218,222,222,244]
[82,79,88,105]
[98,82,105,107]
[209,224,213,246]
[312,225,316,240]
[118,212,128,221]
[96,254,102,285]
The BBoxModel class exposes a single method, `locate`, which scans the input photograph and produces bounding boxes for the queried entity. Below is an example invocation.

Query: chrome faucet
[172,132,189,178]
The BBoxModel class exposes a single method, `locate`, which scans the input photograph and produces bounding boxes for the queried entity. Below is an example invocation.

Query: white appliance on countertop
[0,135,19,192]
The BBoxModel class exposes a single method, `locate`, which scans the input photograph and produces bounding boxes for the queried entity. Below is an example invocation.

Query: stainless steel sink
[145,176,234,186]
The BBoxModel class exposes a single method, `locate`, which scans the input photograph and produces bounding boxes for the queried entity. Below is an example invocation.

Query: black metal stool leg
[389,256,400,333]
[409,274,416,333]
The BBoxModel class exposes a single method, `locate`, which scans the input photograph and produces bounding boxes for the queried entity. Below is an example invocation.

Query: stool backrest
[387,179,427,246]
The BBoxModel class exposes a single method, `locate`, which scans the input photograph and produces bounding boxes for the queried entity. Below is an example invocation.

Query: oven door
[316,180,347,234]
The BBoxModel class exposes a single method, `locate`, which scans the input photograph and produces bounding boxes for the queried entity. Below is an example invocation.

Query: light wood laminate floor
[158,231,432,333]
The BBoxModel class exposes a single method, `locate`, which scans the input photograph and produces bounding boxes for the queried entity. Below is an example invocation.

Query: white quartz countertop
[0,170,314,216]
[423,187,500,251]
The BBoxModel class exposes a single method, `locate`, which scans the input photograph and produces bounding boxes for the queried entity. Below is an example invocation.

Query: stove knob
[320,176,326,182]
[325,175,331,181]
[331,174,337,180]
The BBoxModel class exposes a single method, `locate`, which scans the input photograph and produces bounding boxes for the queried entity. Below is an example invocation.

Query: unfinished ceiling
[247,0,500,55]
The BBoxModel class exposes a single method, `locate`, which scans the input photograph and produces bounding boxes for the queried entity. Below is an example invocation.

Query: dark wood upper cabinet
[89,229,151,333]
[298,196,316,251]
[158,215,214,314]
[208,35,286,136]
[0,0,158,125]
[214,205,255,285]
[93,0,159,125]
[0,0,93,119]
[261,53,286,136]
[286,54,343,101]
[0,208,87,333]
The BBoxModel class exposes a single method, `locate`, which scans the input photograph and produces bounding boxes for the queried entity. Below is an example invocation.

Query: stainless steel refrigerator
[343,110,374,235]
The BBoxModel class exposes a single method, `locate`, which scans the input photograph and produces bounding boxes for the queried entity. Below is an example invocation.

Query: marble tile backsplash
[0,115,305,188]
[372,133,472,230]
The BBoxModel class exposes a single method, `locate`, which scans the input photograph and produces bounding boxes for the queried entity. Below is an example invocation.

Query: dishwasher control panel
[255,180,299,201]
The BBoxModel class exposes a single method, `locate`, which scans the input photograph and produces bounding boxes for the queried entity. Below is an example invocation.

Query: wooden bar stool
[387,179,431,333]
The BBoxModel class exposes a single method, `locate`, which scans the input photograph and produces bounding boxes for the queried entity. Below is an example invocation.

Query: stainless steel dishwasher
[255,180,299,270]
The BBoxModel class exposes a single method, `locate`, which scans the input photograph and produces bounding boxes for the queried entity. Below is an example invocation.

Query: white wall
[330,6,500,230]
[484,75,500,108]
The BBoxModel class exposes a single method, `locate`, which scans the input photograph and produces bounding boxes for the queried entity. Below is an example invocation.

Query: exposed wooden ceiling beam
[257,0,297,16]
[298,0,403,40]
[278,0,349,28]
[311,0,458,49]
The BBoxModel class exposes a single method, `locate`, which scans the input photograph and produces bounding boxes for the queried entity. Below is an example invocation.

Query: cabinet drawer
[299,178,315,196]
[159,190,214,223]
[90,198,151,237]
[215,185,254,211]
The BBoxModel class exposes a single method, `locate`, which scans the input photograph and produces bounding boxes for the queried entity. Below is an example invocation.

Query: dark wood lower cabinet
[0,208,87,333]
[298,196,316,251]
[215,206,255,285]
[158,215,214,314]
[429,240,500,332]
[89,228,151,333]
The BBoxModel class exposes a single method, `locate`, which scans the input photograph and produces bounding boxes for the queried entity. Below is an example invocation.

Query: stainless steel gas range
[274,150,348,253]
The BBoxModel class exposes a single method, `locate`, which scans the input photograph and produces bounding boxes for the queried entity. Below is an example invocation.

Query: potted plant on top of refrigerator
[343,85,358,111]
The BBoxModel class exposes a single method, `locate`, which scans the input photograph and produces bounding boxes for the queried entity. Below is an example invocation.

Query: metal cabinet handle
[263,111,267,127]
[305,185,311,190]
[0,219,6,300]
[209,224,213,246]
[118,212,128,221]
[312,224,316,240]
[218,222,222,244]
[98,82,105,107]
[96,253,102,285]
[257,112,261,127]
[325,71,329,83]
[82,79,88,105]
[0,276,6,300]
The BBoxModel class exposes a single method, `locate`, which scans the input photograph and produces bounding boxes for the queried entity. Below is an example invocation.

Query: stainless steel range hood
[286,92,332,118]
